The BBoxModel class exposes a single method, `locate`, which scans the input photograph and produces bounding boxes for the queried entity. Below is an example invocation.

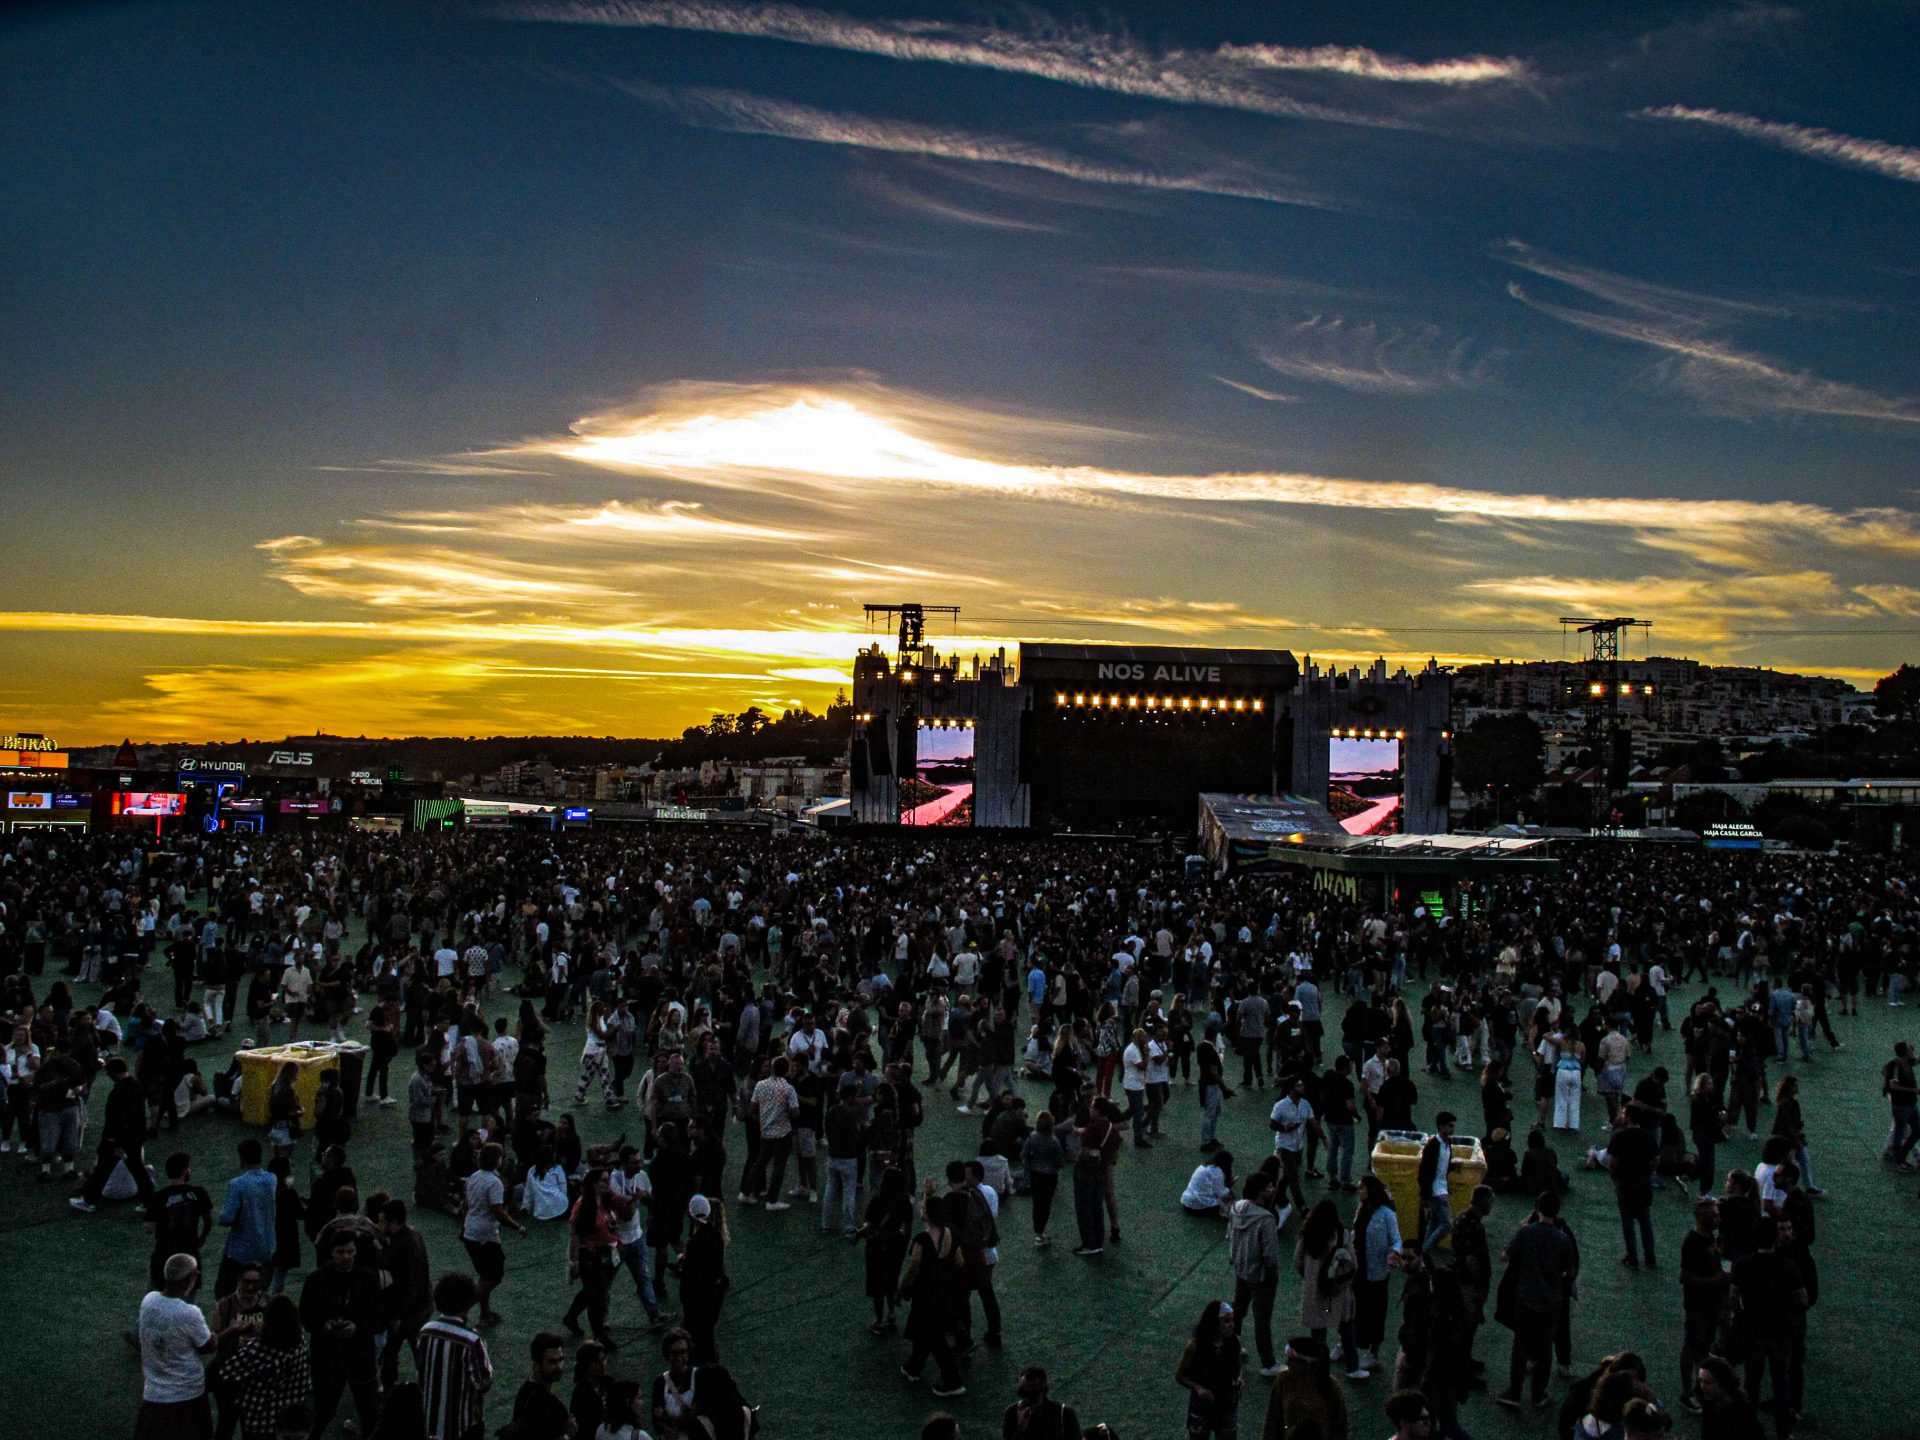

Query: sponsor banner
[7,792,53,809]
[0,749,69,769]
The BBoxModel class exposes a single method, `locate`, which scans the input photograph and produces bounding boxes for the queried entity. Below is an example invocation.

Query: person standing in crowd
[138,1253,224,1440]
[609,1145,670,1331]
[1269,1075,1315,1220]
[1229,1171,1284,1378]
[1175,1302,1243,1440]
[1258,1336,1349,1440]
[1295,1198,1367,1383]
[897,1181,965,1398]
[1608,1103,1659,1270]
[1497,1190,1576,1411]
[1677,1197,1729,1415]
[1415,1111,1459,1254]
[1197,1020,1235,1153]
[509,1333,573,1440]
[300,1228,384,1437]
[146,1153,216,1294]
[679,1195,730,1366]
[1004,1366,1080,1440]
[218,1295,310,1440]
[414,1273,493,1440]
[1071,1097,1115,1257]
[217,1140,279,1299]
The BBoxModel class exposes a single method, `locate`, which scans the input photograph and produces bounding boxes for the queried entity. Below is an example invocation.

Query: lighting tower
[863,602,960,667]
[1559,616,1652,829]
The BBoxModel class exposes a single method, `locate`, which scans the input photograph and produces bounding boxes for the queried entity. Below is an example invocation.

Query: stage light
[1110,694,1120,707]
[1644,684,1654,695]
[1074,693,1086,706]
[1251,699,1263,712]
[1127,695,1139,708]
[1620,683,1634,695]
[1395,729,1405,740]
[1233,699,1246,711]
[1589,682,1605,695]
[1091,694,1102,707]
[1056,693,1067,705]
[1181,697,1192,710]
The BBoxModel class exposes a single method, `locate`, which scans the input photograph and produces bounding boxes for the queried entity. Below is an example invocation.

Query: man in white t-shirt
[138,1253,220,1436]
[1121,1029,1151,1145]
[609,1146,668,1326]
[1269,1077,1316,1215]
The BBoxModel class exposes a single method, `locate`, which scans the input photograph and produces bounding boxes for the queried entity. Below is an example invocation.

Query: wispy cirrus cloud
[611,83,1330,209]
[1211,375,1300,404]
[1499,241,1920,426]
[1637,105,1920,184]
[513,1,1529,128]
[1255,316,1497,394]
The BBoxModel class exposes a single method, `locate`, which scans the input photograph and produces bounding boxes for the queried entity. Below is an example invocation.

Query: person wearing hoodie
[1230,1171,1284,1377]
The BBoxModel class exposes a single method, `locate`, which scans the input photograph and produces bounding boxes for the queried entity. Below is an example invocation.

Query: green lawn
[3,962,1910,1440]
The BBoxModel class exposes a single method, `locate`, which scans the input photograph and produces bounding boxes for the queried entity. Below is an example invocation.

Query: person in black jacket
[679,1195,730,1366]
[511,1332,572,1440]
[71,1056,155,1210]
[300,1228,384,1435]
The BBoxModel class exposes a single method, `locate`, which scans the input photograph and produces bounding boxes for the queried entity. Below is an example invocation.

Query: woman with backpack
[1295,1198,1369,1383]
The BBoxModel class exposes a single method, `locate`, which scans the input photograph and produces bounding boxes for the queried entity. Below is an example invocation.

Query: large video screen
[1328,737,1401,836]
[113,791,187,816]
[902,723,975,826]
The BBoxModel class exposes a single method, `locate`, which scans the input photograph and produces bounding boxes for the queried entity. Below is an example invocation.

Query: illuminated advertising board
[113,792,187,816]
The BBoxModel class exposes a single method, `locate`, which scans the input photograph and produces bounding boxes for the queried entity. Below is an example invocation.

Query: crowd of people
[0,821,1914,1440]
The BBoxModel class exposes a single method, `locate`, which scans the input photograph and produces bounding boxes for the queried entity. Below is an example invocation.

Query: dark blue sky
[2,0,1916,739]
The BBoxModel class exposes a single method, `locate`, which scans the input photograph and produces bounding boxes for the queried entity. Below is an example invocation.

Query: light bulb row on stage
[1053,693,1263,712]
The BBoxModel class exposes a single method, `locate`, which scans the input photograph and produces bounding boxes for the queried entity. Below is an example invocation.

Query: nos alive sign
[1020,644,1298,692]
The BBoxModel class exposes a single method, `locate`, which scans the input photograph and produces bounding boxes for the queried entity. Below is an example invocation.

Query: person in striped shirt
[415,1273,494,1440]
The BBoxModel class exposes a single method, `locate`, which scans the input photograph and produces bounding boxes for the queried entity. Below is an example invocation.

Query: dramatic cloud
[1638,105,1920,184]
[517,1,1528,128]
[1255,316,1496,394]
[1499,241,1920,426]
[612,83,1330,208]
[532,382,1920,555]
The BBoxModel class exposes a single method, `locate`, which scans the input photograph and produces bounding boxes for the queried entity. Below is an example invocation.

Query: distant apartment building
[698,756,847,813]
[1455,658,1858,739]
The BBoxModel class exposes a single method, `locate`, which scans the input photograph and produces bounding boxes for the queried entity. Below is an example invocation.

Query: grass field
[4,959,1913,1440]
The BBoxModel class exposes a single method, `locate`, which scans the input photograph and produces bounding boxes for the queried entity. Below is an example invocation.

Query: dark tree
[1452,713,1546,822]
[1874,664,1920,723]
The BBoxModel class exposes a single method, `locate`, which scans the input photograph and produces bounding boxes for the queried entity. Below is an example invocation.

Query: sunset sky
[2,1,1917,743]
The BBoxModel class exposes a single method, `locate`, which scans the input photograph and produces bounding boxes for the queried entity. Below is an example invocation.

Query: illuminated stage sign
[268,751,314,766]
[563,807,590,821]
[1,734,59,752]
[1020,644,1298,691]
[655,805,708,821]
[279,798,330,814]
[179,757,247,774]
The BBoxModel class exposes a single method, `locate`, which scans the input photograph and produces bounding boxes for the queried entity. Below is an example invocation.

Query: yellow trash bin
[1369,1130,1486,1249]
[238,1043,352,1129]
